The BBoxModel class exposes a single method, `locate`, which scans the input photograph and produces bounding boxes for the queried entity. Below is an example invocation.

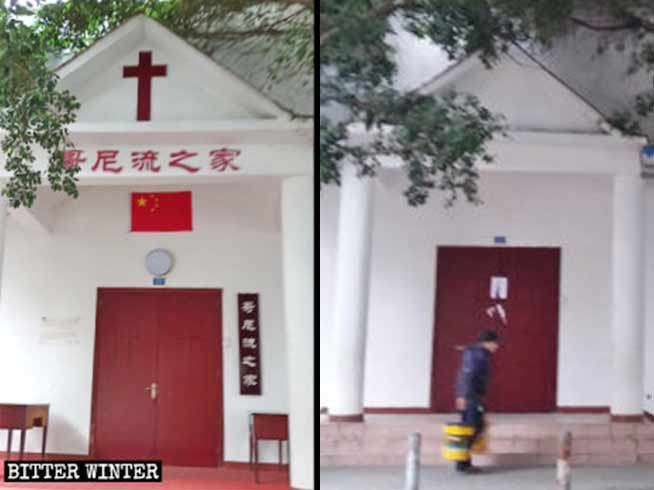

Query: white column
[329,165,374,421]
[611,175,645,419]
[0,197,8,301]
[281,176,313,490]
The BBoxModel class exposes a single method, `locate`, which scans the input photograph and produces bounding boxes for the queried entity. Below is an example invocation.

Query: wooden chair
[248,413,289,483]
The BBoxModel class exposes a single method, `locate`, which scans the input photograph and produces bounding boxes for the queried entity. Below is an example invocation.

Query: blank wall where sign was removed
[39,317,81,346]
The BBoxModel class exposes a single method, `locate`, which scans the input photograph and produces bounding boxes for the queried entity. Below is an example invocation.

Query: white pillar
[329,165,374,421]
[0,197,8,301]
[611,175,645,419]
[281,176,313,490]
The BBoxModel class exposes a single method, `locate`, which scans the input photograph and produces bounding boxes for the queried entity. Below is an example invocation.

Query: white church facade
[0,15,313,490]
[320,45,654,423]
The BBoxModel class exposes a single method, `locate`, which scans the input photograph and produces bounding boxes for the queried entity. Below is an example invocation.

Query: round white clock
[145,249,173,276]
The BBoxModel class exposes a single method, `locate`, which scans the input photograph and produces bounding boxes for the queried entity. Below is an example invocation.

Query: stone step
[320,420,654,467]
[320,453,554,467]
[321,421,654,439]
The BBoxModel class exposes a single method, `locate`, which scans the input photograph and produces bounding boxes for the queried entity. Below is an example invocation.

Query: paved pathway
[321,465,654,490]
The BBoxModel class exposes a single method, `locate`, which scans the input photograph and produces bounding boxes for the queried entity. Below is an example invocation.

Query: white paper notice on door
[490,276,508,300]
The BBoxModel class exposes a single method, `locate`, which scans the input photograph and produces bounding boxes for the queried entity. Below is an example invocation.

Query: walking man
[454,329,501,474]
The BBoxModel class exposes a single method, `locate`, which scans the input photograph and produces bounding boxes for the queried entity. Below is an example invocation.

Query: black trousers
[455,399,485,470]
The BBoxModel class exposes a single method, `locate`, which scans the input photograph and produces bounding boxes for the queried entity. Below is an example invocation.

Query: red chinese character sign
[93,150,122,173]
[64,150,86,169]
[62,148,243,174]
[210,148,241,171]
[170,150,200,173]
[132,150,160,172]
[238,293,262,395]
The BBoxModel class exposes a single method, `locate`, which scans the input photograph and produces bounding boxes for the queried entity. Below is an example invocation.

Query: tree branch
[275,0,314,10]
[186,27,287,39]
[569,15,651,32]
[321,0,416,47]
[286,107,313,119]
[183,8,309,40]
[320,28,337,46]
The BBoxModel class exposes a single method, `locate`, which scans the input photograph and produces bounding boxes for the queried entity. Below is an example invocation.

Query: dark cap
[478,329,501,343]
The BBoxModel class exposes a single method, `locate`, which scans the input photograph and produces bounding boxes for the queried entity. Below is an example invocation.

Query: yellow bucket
[442,445,469,461]
[444,424,475,437]
[442,422,488,461]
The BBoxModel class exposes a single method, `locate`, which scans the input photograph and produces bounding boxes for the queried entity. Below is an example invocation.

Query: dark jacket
[455,344,491,401]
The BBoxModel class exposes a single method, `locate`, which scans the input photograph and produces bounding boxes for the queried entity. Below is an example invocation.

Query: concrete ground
[320,466,654,490]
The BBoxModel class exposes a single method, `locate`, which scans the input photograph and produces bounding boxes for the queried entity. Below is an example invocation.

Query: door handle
[145,382,158,400]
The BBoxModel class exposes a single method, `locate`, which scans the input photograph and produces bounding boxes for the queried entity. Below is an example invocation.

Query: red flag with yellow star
[131,191,192,232]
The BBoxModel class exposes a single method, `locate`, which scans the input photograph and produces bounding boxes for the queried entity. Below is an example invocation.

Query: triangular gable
[56,14,289,123]
[418,44,618,135]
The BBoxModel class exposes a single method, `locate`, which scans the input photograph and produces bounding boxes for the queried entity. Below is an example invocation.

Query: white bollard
[405,432,421,490]
[557,430,572,490]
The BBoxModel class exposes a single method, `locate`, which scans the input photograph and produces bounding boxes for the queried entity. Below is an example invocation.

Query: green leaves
[320,85,505,207]
[0,4,81,208]
[321,0,508,207]
[320,0,654,207]
[35,0,313,88]
[0,0,312,209]
[35,0,174,52]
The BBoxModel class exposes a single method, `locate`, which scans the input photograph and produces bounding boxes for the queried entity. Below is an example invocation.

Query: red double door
[91,288,223,466]
[431,247,560,412]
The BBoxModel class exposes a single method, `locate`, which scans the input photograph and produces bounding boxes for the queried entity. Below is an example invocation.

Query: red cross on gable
[123,51,167,121]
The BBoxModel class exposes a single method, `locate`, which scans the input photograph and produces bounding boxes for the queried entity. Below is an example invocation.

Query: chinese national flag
[131,191,193,232]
